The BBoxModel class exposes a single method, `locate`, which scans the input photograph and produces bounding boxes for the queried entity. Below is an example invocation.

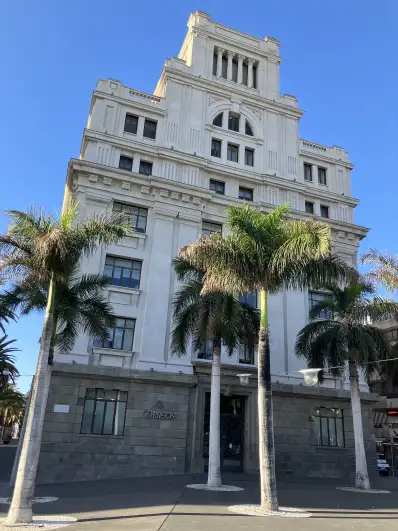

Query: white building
[39,12,376,484]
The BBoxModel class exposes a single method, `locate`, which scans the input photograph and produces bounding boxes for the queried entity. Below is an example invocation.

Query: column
[237,54,244,84]
[248,58,255,88]
[216,48,224,77]
[227,51,234,81]
[312,164,318,184]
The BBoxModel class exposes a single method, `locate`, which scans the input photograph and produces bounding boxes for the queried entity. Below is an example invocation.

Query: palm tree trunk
[349,361,370,490]
[48,313,58,366]
[207,338,222,488]
[258,289,278,511]
[5,279,56,525]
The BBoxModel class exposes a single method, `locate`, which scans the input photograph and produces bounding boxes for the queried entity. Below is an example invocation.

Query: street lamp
[237,373,251,385]
[299,368,322,386]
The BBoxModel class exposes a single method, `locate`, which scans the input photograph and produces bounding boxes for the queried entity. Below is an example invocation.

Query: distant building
[38,12,376,484]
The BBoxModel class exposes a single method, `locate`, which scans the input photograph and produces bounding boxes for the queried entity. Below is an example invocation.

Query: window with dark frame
[320,205,329,218]
[221,55,228,79]
[239,186,253,201]
[213,113,223,127]
[211,138,222,158]
[245,148,254,167]
[232,58,238,82]
[245,121,254,136]
[308,291,333,319]
[113,202,148,233]
[242,62,248,85]
[252,64,257,89]
[139,160,153,176]
[227,143,239,162]
[198,340,213,360]
[209,179,225,195]
[202,221,222,237]
[143,119,157,139]
[318,167,327,185]
[212,53,217,76]
[124,114,138,134]
[228,112,240,132]
[81,389,127,436]
[119,155,133,171]
[93,317,136,351]
[305,201,314,214]
[304,163,312,182]
[314,407,345,448]
[104,256,142,289]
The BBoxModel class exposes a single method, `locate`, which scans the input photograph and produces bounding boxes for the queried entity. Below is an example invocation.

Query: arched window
[245,120,254,136]
[228,112,240,132]
[213,113,223,127]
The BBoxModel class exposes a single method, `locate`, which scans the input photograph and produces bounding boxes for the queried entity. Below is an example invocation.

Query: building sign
[142,400,176,420]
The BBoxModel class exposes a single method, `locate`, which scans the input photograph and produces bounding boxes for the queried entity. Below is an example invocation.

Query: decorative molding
[121,182,131,190]
[141,186,150,194]
[88,174,98,183]
[103,177,112,186]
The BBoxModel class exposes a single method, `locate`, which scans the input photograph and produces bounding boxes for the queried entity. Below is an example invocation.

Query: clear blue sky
[1,1,397,391]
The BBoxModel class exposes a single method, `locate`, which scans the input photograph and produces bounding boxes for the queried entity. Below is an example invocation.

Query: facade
[38,12,377,484]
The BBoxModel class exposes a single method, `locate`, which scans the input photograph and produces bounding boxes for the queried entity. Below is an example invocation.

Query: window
[139,160,152,176]
[211,139,222,158]
[113,202,148,233]
[143,119,157,140]
[245,121,254,136]
[212,53,217,76]
[198,340,213,360]
[242,62,248,85]
[210,179,225,195]
[119,155,133,172]
[305,201,314,214]
[304,163,312,182]
[318,167,327,185]
[221,55,227,79]
[104,256,142,289]
[320,205,329,218]
[239,291,257,308]
[81,388,127,436]
[239,186,253,202]
[213,113,223,127]
[93,317,136,351]
[314,407,345,448]
[202,221,222,237]
[239,346,255,365]
[245,148,254,167]
[252,64,257,89]
[124,114,138,135]
[227,143,239,162]
[228,112,240,132]
[308,291,333,319]
[232,58,238,82]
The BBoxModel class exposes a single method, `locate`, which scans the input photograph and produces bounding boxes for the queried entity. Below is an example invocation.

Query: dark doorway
[203,393,245,472]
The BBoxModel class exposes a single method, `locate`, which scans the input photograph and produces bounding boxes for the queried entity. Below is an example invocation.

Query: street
[0,445,16,485]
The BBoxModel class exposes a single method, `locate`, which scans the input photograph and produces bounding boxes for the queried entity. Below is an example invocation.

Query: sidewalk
[1,474,398,530]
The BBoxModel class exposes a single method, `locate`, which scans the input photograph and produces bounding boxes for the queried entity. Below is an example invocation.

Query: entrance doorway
[203,394,245,472]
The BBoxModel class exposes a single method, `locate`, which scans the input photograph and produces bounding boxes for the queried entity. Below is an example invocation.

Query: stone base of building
[37,363,379,484]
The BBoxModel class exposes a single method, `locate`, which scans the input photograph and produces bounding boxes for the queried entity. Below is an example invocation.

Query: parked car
[377,458,390,476]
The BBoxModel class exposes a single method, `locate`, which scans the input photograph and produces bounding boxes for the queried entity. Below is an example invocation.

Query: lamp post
[298,368,322,386]
[237,373,252,385]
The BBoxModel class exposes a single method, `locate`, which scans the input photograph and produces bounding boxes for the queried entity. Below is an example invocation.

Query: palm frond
[361,248,398,292]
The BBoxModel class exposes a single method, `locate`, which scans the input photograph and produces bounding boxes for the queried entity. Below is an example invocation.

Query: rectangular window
[239,186,253,202]
[308,291,333,319]
[202,221,222,237]
[104,256,142,289]
[320,205,329,218]
[93,317,136,351]
[252,64,257,89]
[227,143,239,163]
[245,148,254,167]
[228,112,240,132]
[113,202,148,233]
[81,388,127,436]
[139,160,152,176]
[242,62,248,86]
[239,346,255,365]
[232,58,238,82]
[221,55,228,79]
[239,291,257,308]
[212,53,217,76]
[124,114,138,134]
[318,167,327,185]
[304,163,312,182]
[119,155,133,172]
[305,201,314,214]
[143,119,157,140]
[211,139,222,158]
[209,179,225,195]
[314,407,345,448]
[198,340,213,360]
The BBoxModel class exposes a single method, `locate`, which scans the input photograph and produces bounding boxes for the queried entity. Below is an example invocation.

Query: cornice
[300,148,354,170]
[92,90,166,116]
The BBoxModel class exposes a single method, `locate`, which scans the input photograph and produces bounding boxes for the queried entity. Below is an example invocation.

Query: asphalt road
[0,445,16,484]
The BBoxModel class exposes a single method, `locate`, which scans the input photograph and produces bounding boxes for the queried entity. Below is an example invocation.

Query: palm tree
[179,203,354,512]
[2,268,116,363]
[172,259,259,488]
[0,293,17,333]
[295,282,398,490]
[361,248,398,291]
[0,203,132,525]
[0,387,26,427]
[0,335,19,388]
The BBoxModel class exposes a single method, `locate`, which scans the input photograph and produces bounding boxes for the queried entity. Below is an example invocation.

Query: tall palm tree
[180,203,354,512]
[0,203,132,525]
[0,387,26,427]
[172,259,259,488]
[2,268,116,363]
[0,335,19,388]
[295,282,398,490]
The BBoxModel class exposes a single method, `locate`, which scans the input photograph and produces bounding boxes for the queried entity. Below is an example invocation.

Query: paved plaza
[1,473,398,531]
